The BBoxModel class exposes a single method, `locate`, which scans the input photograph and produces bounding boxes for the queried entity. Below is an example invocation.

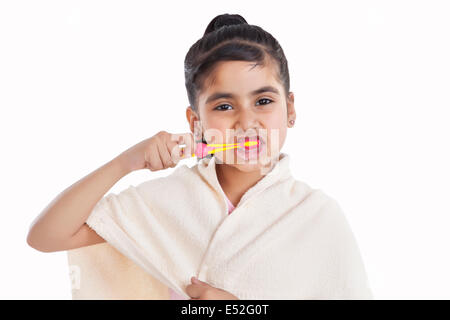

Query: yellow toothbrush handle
[180,140,258,158]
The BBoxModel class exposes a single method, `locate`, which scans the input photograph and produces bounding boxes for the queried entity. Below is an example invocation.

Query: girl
[27,13,373,300]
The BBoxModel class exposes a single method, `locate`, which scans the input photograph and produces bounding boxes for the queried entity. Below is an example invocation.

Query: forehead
[198,60,281,103]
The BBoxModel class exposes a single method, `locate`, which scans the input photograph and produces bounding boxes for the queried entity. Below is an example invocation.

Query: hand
[116,130,195,173]
[186,276,239,300]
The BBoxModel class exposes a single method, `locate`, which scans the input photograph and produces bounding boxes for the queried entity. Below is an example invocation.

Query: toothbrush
[180,140,260,159]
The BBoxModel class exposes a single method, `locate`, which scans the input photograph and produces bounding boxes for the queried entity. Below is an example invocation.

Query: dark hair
[184,13,290,114]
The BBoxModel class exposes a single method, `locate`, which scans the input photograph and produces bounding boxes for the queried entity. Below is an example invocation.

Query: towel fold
[67,152,373,299]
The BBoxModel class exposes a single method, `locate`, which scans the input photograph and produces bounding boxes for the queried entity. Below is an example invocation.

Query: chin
[230,162,262,172]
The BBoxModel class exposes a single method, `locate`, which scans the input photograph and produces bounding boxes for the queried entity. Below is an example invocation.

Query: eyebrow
[204,85,280,105]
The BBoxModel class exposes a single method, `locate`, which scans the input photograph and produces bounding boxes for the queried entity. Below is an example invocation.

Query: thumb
[191,276,207,285]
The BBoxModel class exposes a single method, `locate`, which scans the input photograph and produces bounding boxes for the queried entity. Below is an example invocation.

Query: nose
[235,108,260,132]
[231,112,263,144]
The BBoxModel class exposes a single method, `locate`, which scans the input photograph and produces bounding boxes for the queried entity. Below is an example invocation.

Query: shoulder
[289,178,346,215]
[287,178,333,212]
[287,180,357,244]
[303,188,366,266]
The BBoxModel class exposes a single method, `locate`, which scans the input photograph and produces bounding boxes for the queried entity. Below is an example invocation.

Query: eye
[256,98,273,106]
[214,104,232,111]
[214,98,273,111]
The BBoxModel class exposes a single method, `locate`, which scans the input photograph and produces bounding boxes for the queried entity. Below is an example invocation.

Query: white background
[1,0,449,299]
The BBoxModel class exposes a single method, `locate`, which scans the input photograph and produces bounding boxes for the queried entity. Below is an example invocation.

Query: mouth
[236,135,264,149]
[234,134,266,159]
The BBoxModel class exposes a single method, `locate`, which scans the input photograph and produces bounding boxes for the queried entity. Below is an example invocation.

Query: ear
[186,106,202,140]
[186,106,198,133]
[286,92,296,127]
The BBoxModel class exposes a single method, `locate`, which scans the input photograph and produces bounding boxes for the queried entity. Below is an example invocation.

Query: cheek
[265,119,287,152]
[203,123,232,145]
[210,121,233,141]
[265,113,286,138]
[278,127,287,145]
[266,127,286,150]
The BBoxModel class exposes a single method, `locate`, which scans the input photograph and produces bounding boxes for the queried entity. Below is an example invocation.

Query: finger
[178,132,195,159]
[157,138,175,168]
[165,134,182,166]
[185,283,204,299]
[191,276,207,286]
[169,133,186,163]
[147,144,164,171]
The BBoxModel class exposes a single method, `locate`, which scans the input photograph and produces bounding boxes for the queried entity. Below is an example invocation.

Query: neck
[215,163,267,207]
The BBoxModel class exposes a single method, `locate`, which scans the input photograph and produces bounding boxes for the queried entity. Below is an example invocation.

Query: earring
[289,120,295,126]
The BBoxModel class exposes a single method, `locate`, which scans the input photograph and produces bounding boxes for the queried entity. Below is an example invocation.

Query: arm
[26,155,131,252]
[27,131,194,253]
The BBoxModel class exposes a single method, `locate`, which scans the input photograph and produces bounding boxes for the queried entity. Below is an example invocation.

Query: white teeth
[236,136,262,145]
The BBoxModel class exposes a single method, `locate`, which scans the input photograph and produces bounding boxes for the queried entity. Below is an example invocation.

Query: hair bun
[204,14,247,36]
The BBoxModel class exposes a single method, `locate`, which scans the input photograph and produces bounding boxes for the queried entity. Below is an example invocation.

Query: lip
[235,137,266,161]
[235,135,266,147]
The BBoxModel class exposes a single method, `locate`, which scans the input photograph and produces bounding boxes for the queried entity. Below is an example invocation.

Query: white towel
[70,152,373,299]
[67,241,169,299]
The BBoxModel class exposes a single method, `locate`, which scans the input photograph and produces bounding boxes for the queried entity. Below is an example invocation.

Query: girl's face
[187,60,296,173]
